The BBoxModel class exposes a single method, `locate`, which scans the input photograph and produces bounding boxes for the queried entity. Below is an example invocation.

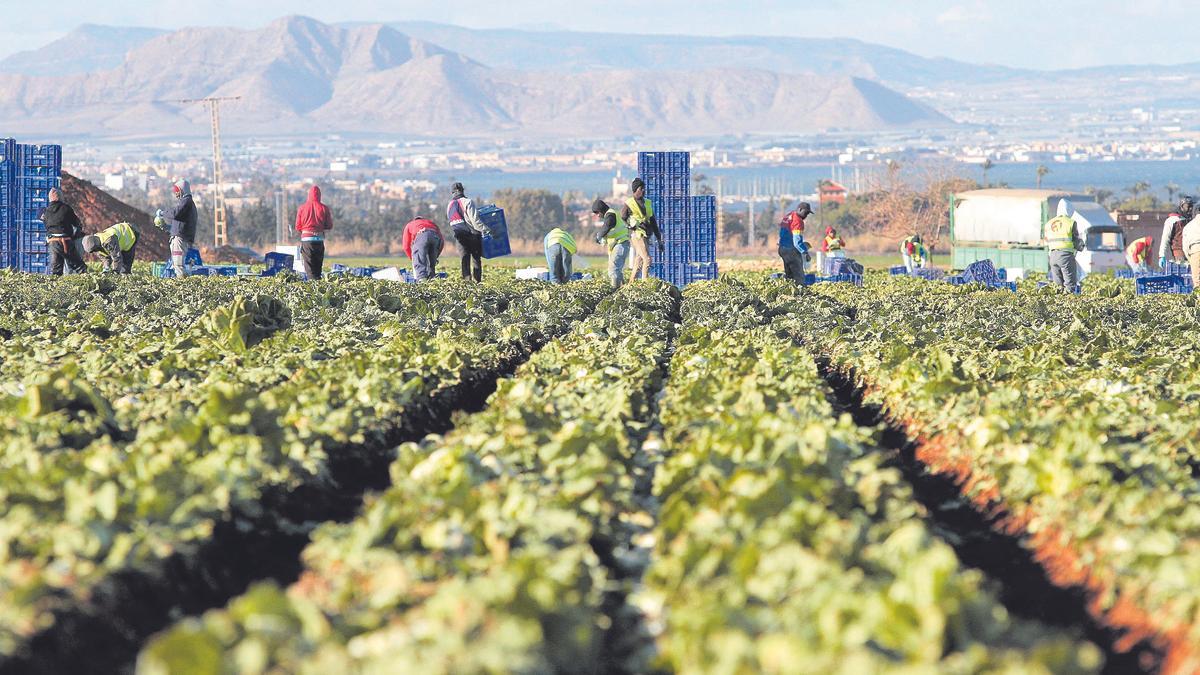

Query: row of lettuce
[0,275,611,661]
[135,278,1101,674]
[801,274,1200,672]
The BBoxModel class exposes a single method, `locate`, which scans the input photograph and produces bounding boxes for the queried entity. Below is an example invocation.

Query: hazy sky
[0,0,1192,70]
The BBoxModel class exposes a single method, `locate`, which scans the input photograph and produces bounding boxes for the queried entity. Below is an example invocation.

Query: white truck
[950,189,1126,276]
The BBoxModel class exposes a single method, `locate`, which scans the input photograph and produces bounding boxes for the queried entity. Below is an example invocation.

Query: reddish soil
[865,379,1199,674]
[61,172,169,260]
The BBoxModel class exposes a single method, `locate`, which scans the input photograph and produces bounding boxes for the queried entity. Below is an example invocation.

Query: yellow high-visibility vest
[544,228,577,255]
[625,197,655,235]
[1044,216,1076,251]
[605,209,630,248]
[97,222,137,252]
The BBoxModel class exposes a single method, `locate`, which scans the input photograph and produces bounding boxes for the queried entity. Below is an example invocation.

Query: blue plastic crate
[685,262,719,284]
[476,205,511,259]
[17,250,48,273]
[17,145,61,177]
[914,268,945,281]
[816,273,864,287]
[0,161,11,209]
[962,259,999,284]
[1136,274,1189,296]
[988,281,1018,292]
[1163,262,1191,276]
[692,242,716,263]
[946,275,967,286]
[0,139,15,163]
[889,266,908,275]
[662,241,691,265]
[262,251,294,275]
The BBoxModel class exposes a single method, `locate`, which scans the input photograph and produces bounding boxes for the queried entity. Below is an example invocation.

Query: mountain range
[0,17,953,139]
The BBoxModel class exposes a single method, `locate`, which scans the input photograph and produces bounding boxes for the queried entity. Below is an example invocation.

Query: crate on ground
[889,265,908,275]
[1136,274,1189,296]
[651,261,687,286]
[827,257,863,276]
[913,268,945,281]
[817,273,864,287]
[988,281,1018,292]
[686,262,719,284]
[263,251,293,275]
[662,241,691,265]
[946,275,967,285]
[962,259,1001,284]
[476,205,511,259]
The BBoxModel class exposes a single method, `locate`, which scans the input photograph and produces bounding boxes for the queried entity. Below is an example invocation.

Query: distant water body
[421,159,1200,201]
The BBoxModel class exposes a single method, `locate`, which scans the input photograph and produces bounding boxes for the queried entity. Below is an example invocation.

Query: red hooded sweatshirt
[402,218,443,259]
[295,186,332,239]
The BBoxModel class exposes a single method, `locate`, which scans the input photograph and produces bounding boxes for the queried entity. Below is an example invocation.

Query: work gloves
[153,209,166,230]
[594,233,605,245]
[1159,256,1167,269]
[657,240,665,253]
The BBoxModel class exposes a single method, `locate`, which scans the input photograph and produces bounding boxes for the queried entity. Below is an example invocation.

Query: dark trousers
[301,241,325,280]
[453,228,483,282]
[778,246,806,284]
[49,238,86,275]
[412,230,443,281]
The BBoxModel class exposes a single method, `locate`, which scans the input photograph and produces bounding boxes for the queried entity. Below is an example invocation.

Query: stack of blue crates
[0,139,62,273]
[637,151,718,287]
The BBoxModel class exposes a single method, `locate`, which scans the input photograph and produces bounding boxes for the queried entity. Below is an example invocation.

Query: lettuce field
[0,271,1197,674]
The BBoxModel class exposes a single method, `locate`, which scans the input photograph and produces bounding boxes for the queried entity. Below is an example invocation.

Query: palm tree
[1036,165,1050,189]
[1167,182,1180,205]
[1093,189,1115,210]
[981,159,994,187]
[1128,181,1151,200]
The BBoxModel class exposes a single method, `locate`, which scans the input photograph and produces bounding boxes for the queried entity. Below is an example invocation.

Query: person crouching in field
[777,202,810,284]
[81,222,140,274]
[402,217,444,281]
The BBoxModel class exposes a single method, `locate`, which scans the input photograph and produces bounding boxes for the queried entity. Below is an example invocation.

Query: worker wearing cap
[621,178,665,280]
[40,187,87,275]
[402,217,444,281]
[777,202,811,284]
[900,234,928,274]
[1159,196,1194,269]
[81,222,141,274]
[154,178,198,278]
[446,182,493,283]
[1126,235,1154,274]
[543,227,577,284]
[592,199,631,288]
[1044,199,1081,292]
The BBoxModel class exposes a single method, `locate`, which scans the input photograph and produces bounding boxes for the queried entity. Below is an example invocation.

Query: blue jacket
[166,193,198,240]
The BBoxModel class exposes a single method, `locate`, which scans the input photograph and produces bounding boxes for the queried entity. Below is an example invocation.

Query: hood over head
[1057,199,1074,218]
[82,235,101,253]
[174,179,191,197]
[592,199,609,215]
[307,185,322,203]
[451,182,465,198]
[825,226,835,236]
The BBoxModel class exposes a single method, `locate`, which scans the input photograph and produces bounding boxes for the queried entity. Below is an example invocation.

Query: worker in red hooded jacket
[295,185,333,279]
[402,217,444,281]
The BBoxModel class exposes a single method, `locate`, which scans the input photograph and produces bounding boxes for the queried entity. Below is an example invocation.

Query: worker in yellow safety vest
[621,178,665,280]
[1044,199,1081,291]
[543,227,577,284]
[81,222,141,274]
[592,199,631,288]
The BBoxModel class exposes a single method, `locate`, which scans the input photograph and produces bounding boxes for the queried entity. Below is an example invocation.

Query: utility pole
[172,96,241,247]
[275,190,289,247]
[716,177,725,246]
[749,179,757,249]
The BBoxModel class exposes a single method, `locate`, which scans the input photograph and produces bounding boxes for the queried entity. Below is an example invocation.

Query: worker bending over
[1044,199,1081,292]
[41,188,87,275]
[155,179,198,278]
[402,217,444,281]
[447,182,493,283]
[295,185,332,280]
[81,222,140,274]
[543,227,576,284]
[621,178,664,280]
[1126,235,1154,274]
[592,199,631,288]
[900,235,928,274]
[777,202,811,284]
[1160,196,1194,269]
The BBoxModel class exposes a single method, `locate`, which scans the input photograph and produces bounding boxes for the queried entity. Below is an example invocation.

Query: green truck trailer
[951,189,1126,276]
